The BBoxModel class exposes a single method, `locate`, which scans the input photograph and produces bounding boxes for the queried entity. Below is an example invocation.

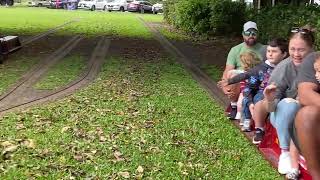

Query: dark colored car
[0,0,14,6]
[48,0,78,9]
[127,1,152,13]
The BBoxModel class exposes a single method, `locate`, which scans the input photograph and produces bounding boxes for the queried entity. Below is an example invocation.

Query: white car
[78,0,108,11]
[28,0,50,7]
[107,0,132,12]
[152,3,162,14]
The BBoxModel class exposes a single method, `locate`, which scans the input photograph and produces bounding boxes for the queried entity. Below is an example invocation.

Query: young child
[222,38,288,131]
[224,52,261,123]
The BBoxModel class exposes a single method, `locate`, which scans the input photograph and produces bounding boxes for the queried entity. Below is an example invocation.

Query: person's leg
[270,98,300,174]
[253,98,269,129]
[270,98,300,150]
[236,92,243,121]
[225,70,241,102]
[295,106,320,180]
[286,140,300,179]
[252,92,268,144]
[241,89,253,132]
[224,70,241,119]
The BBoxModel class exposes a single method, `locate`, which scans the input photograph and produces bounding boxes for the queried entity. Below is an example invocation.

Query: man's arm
[222,46,238,80]
[298,82,320,107]
[222,64,235,80]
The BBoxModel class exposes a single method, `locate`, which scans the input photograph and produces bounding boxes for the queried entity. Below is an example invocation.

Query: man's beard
[244,38,257,46]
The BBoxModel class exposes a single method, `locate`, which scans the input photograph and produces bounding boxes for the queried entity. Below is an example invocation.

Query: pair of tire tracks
[20,18,81,46]
[138,17,229,108]
[0,21,110,115]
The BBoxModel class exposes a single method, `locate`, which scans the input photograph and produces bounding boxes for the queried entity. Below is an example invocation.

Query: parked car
[127,1,152,13]
[106,0,132,12]
[47,0,64,8]
[0,0,14,6]
[78,0,107,11]
[28,0,50,7]
[152,2,162,14]
[47,0,78,9]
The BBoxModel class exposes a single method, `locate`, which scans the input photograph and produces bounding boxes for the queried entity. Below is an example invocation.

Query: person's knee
[280,98,300,109]
[276,98,300,119]
[295,106,320,131]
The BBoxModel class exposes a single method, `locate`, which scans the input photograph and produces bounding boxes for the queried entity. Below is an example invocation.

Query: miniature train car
[0,36,22,63]
[225,105,312,179]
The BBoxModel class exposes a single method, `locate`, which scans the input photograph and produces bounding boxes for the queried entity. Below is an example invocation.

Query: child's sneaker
[235,111,241,120]
[239,117,244,126]
[241,119,251,132]
[252,128,265,144]
[278,152,292,174]
[228,106,237,120]
[286,168,300,180]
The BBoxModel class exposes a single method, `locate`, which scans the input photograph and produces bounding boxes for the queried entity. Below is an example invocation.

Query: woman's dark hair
[289,25,316,48]
[268,38,288,54]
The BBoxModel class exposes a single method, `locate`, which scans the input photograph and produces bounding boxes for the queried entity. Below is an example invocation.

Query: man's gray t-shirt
[296,52,319,85]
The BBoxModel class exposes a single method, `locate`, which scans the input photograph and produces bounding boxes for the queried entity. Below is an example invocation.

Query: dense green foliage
[210,0,246,35]
[251,4,320,48]
[164,1,320,48]
[164,0,247,35]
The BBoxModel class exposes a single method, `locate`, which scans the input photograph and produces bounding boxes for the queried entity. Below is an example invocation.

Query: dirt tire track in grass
[0,36,110,115]
[20,18,80,46]
[138,17,229,108]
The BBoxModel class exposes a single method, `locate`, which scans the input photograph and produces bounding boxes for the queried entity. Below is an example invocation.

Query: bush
[175,0,212,34]
[251,4,320,48]
[164,1,320,48]
[209,0,247,36]
[164,0,247,36]
[163,0,180,25]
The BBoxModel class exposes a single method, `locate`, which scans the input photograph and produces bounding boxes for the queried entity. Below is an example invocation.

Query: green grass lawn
[202,64,224,82]
[0,56,39,94]
[0,7,280,179]
[0,7,152,38]
[0,57,280,179]
[34,55,86,90]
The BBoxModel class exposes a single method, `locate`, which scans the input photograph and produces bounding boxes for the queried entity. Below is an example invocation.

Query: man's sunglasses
[243,30,257,36]
[291,27,310,34]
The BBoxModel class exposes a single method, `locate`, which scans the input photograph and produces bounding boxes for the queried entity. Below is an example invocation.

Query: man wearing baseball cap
[219,21,267,119]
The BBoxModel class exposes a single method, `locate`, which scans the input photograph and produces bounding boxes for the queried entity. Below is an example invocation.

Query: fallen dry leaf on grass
[3,145,18,153]
[118,171,130,178]
[113,151,124,162]
[136,165,144,173]
[21,139,36,149]
[61,126,70,133]
[1,141,13,147]
[2,144,19,160]
[16,123,26,130]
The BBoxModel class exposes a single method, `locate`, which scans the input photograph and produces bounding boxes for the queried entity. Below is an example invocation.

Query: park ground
[0,7,281,179]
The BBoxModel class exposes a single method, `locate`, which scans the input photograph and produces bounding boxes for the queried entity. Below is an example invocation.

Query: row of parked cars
[27,0,163,14]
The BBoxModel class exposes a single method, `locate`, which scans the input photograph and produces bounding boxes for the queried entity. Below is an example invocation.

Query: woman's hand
[264,83,277,102]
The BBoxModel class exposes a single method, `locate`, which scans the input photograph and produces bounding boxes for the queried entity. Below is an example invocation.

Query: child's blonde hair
[240,51,261,71]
